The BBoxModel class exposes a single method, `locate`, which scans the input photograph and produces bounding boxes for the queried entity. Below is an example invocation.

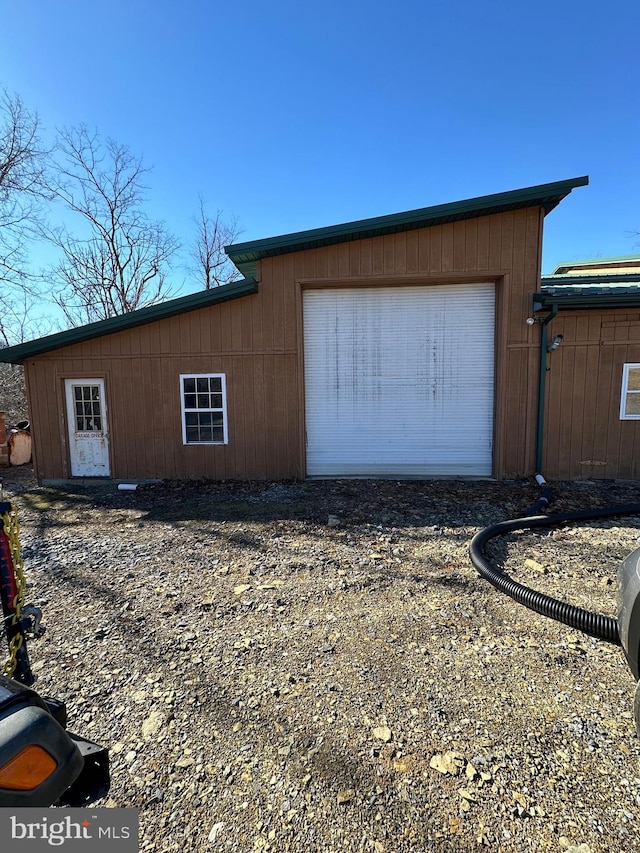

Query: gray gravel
[2,467,640,852]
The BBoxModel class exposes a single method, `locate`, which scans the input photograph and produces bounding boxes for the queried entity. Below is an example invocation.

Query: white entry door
[64,379,111,477]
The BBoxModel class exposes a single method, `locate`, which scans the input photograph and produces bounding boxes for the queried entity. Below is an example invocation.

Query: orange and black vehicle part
[0,501,109,806]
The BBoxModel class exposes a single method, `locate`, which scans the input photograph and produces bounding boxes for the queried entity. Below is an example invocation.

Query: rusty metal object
[8,427,31,466]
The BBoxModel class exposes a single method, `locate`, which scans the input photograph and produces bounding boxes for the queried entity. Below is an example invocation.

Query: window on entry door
[72,384,103,431]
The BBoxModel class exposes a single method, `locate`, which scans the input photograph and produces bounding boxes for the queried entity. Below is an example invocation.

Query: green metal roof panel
[0,278,258,364]
[535,285,640,310]
[226,176,589,273]
[542,272,640,287]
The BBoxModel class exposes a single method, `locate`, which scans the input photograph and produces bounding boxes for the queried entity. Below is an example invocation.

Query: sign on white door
[64,379,111,476]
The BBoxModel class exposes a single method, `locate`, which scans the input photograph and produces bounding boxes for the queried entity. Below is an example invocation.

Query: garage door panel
[304,284,495,477]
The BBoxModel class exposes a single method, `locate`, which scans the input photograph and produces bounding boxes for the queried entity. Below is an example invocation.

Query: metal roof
[536,272,640,310]
[0,278,258,364]
[552,255,640,275]
[226,176,589,279]
[541,272,640,288]
[0,177,591,363]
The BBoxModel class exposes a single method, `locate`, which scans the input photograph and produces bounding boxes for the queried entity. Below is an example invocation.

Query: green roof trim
[226,176,589,277]
[542,272,640,287]
[0,278,258,364]
[535,284,640,311]
[552,255,640,274]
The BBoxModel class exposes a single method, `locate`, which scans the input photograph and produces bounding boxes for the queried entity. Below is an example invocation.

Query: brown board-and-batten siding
[543,309,640,480]
[23,207,544,481]
[261,207,545,480]
[25,290,301,481]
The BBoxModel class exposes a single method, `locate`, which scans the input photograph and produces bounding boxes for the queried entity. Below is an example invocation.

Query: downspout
[534,302,558,480]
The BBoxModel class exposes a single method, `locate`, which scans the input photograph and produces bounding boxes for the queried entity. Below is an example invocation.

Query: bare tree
[189,194,241,289]
[0,91,49,345]
[47,126,178,325]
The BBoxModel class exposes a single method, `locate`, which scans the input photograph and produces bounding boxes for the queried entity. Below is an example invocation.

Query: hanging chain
[2,504,27,678]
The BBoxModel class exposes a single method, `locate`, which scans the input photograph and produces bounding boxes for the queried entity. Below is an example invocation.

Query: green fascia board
[226,176,589,273]
[0,278,258,364]
[552,255,640,274]
[535,286,640,311]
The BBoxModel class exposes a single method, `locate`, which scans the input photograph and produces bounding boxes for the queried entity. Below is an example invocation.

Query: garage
[1,177,592,482]
[303,283,495,477]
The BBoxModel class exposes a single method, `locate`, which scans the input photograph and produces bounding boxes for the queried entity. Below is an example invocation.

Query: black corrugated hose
[469,497,640,646]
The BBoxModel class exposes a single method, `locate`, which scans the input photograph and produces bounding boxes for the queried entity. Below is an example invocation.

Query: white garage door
[303,283,495,477]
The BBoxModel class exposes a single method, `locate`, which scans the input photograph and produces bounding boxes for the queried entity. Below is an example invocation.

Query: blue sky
[2,0,639,287]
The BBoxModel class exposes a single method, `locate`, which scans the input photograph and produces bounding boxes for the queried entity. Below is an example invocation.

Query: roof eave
[226,176,589,267]
[535,291,640,311]
[0,278,258,364]
[542,273,640,287]
[553,255,640,274]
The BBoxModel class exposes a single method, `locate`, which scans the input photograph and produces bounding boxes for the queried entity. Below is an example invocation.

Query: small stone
[327,515,340,527]
[430,751,465,775]
[372,726,392,743]
[124,750,137,764]
[175,756,195,768]
[208,821,225,843]
[142,709,166,740]
[337,789,354,804]
[449,817,461,834]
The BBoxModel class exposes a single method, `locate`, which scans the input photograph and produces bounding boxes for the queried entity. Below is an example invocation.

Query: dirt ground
[2,466,640,852]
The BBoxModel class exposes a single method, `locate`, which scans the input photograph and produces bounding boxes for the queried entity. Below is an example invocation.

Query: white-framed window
[180,374,228,444]
[620,364,640,420]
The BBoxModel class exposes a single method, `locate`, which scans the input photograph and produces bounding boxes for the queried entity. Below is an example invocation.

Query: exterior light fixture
[547,334,564,353]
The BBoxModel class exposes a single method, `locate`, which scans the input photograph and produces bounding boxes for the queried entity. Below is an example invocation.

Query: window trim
[620,363,640,420]
[180,373,229,445]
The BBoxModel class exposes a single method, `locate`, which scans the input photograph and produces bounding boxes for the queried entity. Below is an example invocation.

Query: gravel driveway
[2,468,640,853]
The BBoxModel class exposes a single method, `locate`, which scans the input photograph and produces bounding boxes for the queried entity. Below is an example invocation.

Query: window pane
[92,401,101,415]
[628,368,640,392]
[182,374,226,443]
[84,401,93,415]
[91,386,99,400]
[76,417,83,431]
[74,387,82,401]
[625,393,640,415]
[94,417,102,431]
